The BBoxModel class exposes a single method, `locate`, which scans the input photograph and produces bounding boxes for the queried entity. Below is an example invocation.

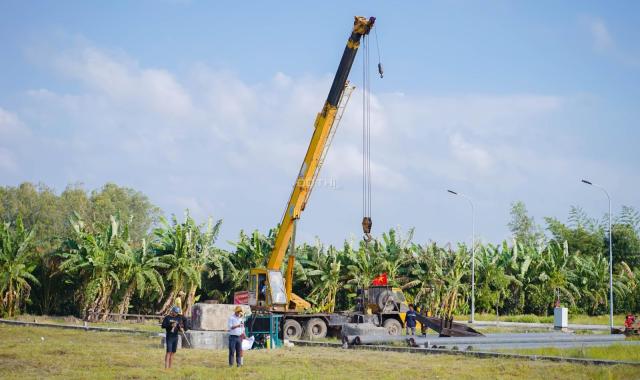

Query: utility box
[245,313,283,349]
[554,307,568,329]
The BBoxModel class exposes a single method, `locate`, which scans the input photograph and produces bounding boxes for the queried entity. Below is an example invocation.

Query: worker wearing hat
[161,305,184,369]
[228,305,245,367]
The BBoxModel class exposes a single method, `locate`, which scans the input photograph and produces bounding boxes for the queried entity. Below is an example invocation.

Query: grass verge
[8,314,160,332]
[456,313,626,326]
[1,325,639,379]
[504,344,640,362]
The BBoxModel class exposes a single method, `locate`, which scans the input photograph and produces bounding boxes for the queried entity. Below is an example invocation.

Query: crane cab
[248,269,288,312]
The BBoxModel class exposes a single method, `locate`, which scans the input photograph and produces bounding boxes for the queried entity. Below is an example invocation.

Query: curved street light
[447,189,475,323]
[581,179,614,333]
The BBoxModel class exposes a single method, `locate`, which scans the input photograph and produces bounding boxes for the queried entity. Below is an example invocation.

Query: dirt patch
[0,353,17,360]
[63,316,82,324]
[46,349,68,355]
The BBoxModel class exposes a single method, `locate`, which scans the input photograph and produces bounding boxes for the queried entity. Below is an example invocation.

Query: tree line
[1,182,639,319]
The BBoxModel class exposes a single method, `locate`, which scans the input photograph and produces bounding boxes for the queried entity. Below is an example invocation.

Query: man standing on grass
[228,306,245,367]
[405,304,417,336]
[161,306,184,369]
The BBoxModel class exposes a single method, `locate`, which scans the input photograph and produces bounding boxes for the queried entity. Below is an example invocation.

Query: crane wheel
[304,318,328,339]
[383,318,402,335]
[283,319,303,340]
[377,290,395,311]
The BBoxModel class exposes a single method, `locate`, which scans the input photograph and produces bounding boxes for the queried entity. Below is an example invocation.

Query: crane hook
[362,217,373,242]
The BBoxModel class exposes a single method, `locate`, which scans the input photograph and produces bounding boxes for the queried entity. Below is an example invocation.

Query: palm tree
[153,213,225,314]
[115,239,167,315]
[301,244,342,312]
[475,243,520,317]
[405,242,469,318]
[502,240,538,314]
[370,228,414,286]
[0,216,39,317]
[226,228,275,295]
[572,251,632,315]
[343,241,380,297]
[525,241,579,314]
[59,214,129,320]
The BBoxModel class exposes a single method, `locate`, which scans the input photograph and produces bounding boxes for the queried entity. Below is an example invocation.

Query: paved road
[456,320,613,331]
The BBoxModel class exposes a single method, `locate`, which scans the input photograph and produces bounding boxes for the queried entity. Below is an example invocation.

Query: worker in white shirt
[228,306,245,367]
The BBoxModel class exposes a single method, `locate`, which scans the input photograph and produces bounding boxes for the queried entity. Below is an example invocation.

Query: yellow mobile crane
[246,16,379,340]
[244,17,485,342]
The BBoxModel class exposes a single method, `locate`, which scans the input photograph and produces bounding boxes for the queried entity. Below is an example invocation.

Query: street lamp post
[448,189,475,323]
[581,179,614,333]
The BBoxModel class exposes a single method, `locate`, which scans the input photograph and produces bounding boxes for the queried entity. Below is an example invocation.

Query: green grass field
[505,344,640,362]
[1,325,639,379]
[9,314,161,332]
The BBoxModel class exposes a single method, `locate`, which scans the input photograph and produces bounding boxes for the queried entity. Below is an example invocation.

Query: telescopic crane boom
[248,16,376,313]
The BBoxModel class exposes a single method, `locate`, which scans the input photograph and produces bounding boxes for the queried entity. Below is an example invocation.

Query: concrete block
[554,307,568,329]
[191,303,252,331]
[184,330,230,350]
[341,323,388,337]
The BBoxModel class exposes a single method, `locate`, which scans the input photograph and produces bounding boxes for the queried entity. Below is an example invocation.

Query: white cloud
[449,133,493,173]
[54,45,194,118]
[583,15,639,67]
[0,108,30,173]
[0,108,30,138]
[0,148,17,172]
[5,39,627,248]
[589,18,613,52]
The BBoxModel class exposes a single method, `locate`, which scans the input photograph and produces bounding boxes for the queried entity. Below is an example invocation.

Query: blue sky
[1,1,638,249]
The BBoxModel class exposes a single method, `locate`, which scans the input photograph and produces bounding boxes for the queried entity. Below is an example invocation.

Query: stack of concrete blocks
[183,303,252,350]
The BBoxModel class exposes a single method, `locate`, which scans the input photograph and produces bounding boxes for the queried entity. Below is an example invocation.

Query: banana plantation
[1,182,639,319]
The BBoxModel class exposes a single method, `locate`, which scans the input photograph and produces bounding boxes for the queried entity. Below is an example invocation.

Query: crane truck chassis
[249,285,483,340]
[250,285,412,340]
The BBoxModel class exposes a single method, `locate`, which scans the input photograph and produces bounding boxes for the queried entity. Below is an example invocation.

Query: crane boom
[266,16,375,271]
[247,16,376,312]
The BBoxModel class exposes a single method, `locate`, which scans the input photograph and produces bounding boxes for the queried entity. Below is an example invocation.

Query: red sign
[372,273,388,286]
[234,291,249,305]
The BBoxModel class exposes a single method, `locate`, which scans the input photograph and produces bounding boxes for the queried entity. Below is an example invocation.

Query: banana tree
[153,213,225,314]
[0,216,39,317]
[60,214,129,320]
[301,244,342,313]
[115,239,167,315]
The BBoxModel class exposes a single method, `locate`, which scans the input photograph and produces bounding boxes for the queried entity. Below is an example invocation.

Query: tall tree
[301,244,343,313]
[59,214,130,320]
[0,216,39,317]
[89,183,161,243]
[508,201,544,247]
[115,239,167,315]
[153,213,225,315]
[545,206,605,257]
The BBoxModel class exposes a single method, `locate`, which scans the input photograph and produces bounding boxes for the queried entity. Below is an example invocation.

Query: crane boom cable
[367,36,372,218]
[362,34,373,242]
[374,26,383,78]
[362,35,367,221]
